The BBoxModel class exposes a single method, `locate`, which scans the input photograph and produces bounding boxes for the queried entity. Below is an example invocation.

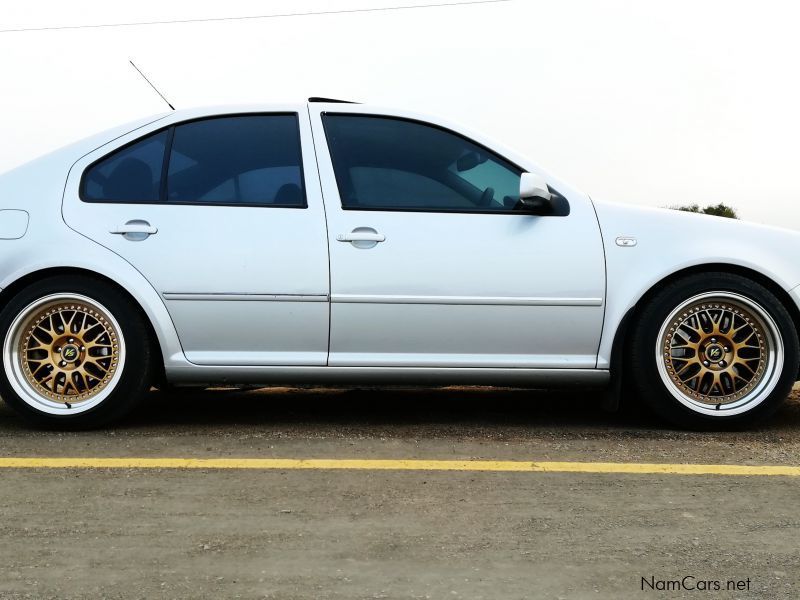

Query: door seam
[306,104,334,367]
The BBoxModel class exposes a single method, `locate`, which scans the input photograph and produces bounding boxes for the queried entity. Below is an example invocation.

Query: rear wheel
[629,273,799,429]
[0,275,153,428]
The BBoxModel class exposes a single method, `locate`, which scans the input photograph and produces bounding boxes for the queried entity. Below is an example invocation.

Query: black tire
[629,272,799,430]
[0,275,154,429]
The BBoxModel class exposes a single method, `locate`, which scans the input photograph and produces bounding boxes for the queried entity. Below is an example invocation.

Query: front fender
[593,200,800,367]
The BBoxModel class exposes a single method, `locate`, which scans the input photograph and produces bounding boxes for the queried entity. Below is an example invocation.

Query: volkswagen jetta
[0,98,798,429]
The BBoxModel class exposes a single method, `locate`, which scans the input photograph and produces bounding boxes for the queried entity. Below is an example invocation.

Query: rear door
[309,104,606,368]
[62,108,330,366]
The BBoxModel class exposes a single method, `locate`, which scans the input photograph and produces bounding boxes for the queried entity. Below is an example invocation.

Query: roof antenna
[129,60,175,110]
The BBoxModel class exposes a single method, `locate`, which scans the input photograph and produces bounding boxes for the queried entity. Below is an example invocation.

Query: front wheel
[0,275,154,428]
[629,273,799,429]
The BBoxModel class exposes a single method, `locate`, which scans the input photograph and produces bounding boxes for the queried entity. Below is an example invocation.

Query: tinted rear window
[82,131,167,202]
[166,115,305,206]
[81,114,305,207]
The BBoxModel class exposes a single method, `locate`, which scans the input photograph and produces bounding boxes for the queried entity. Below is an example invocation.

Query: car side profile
[0,98,798,429]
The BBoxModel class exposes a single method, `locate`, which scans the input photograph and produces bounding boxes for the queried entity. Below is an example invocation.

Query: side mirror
[520,172,551,201]
[518,172,553,214]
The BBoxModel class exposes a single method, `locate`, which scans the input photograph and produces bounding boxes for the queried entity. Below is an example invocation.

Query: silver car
[1,98,798,429]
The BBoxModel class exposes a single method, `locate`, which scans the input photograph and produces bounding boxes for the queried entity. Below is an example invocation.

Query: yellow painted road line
[0,457,798,476]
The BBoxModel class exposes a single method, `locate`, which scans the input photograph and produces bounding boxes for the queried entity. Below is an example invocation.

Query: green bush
[671,203,738,219]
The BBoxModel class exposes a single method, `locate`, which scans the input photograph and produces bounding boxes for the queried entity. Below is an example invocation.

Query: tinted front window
[167,115,305,206]
[82,131,167,202]
[323,115,522,212]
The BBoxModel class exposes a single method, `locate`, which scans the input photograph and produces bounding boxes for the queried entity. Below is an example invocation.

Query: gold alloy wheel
[15,298,121,406]
[659,294,777,406]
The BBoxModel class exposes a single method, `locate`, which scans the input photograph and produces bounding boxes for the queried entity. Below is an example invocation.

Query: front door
[63,108,330,366]
[310,106,605,368]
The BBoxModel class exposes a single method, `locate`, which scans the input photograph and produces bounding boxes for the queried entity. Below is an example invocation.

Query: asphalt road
[1,385,799,599]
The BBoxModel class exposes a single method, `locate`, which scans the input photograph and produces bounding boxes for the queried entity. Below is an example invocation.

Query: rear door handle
[336,227,386,249]
[110,220,158,240]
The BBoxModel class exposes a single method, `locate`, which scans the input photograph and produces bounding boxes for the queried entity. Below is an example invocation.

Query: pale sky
[2,0,799,228]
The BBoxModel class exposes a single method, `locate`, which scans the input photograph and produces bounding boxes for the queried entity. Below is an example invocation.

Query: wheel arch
[0,266,170,386]
[609,262,800,388]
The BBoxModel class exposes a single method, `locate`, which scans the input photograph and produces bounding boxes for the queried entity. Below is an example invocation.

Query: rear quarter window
[81,131,168,202]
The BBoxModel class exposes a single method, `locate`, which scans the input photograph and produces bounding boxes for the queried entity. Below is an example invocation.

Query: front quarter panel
[594,200,800,367]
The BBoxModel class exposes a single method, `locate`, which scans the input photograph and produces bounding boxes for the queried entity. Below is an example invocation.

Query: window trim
[79,112,309,209]
[321,112,560,216]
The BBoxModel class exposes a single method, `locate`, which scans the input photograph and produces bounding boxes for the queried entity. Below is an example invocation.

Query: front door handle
[336,233,385,243]
[336,227,385,249]
[110,220,158,241]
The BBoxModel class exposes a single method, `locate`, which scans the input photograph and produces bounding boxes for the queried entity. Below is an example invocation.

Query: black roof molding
[308,97,359,104]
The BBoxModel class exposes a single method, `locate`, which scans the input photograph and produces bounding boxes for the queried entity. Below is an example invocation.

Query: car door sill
[166,365,609,387]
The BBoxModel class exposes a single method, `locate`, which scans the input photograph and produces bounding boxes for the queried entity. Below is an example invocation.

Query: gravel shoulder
[0,385,798,599]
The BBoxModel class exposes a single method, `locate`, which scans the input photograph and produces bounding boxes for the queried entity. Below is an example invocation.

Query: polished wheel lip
[655,291,783,417]
[3,293,126,415]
